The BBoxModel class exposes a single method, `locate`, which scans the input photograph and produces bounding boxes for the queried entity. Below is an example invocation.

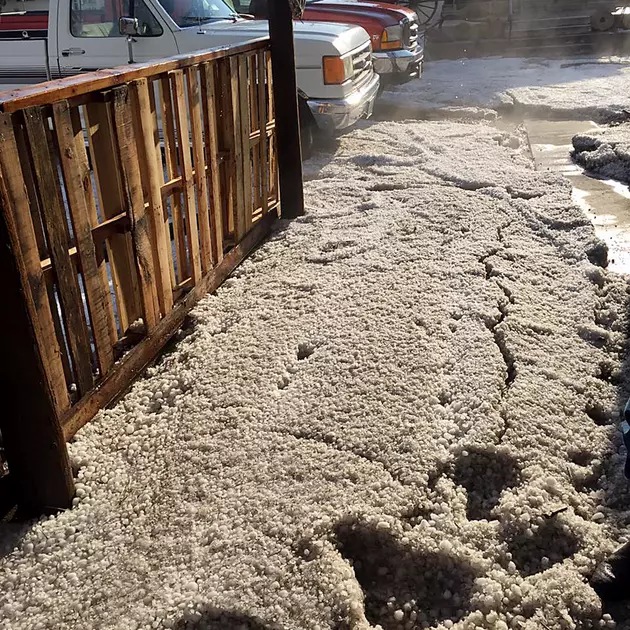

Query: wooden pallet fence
[0,39,279,512]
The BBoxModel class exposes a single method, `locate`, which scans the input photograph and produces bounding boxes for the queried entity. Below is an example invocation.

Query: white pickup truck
[0,0,379,138]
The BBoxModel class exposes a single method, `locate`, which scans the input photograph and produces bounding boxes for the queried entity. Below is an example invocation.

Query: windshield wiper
[180,14,239,25]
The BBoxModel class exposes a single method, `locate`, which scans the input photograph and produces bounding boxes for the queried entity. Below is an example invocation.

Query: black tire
[299,98,316,160]
[409,0,444,27]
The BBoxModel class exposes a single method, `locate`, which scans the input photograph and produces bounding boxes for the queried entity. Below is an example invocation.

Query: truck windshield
[157,0,238,26]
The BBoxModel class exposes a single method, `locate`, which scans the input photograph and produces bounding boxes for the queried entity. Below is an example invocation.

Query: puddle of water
[602,178,630,200]
[536,143,563,153]
[573,179,630,274]
[526,119,630,274]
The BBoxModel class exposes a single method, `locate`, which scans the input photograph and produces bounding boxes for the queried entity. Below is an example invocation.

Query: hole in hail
[333,519,478,629]
[504,518,580,577]
[297,342,315,361]
[452,447,521,521]
[585,402,612,426]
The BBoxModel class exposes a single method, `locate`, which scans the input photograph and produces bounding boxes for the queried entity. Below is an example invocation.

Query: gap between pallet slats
[147,80,177,290]
[229,57,246,241]
[53,100,116,376]
[257,51,269,216]
[248,54,260,219]
[238,56,253,234]
[186,66,212,275]
[218,58,235,239]
[171,70,202,283]
[200,61,223,264]
[84,99,141,334]
[159,74,189,284]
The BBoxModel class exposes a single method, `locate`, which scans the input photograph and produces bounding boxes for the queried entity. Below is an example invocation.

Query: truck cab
[0,0,379,136]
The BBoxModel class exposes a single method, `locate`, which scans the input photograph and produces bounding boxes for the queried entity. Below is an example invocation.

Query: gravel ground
[1,120,629,630]
[383,57,630,123]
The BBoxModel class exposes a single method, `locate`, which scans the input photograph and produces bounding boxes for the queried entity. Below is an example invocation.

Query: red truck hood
[304,0,417,26]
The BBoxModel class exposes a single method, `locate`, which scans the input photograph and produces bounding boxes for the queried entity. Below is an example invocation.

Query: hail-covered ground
[384,57,630,122]
[2,118,630,630]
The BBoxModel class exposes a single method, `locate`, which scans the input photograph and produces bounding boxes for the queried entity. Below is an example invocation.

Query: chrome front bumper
[373,48,424,78]
[306,73,380,134]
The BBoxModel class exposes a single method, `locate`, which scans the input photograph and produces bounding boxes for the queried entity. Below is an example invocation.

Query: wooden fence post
[268,0,305,219]
[0,194,75,514]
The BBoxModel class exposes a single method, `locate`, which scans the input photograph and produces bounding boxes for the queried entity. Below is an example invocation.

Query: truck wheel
[410,0,444,27]
[299,98,316,160]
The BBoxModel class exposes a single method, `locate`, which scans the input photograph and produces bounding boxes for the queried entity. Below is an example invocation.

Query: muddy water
[525,119,630,274]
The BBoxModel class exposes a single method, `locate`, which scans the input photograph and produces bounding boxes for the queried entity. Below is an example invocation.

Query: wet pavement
[525,119,630,274]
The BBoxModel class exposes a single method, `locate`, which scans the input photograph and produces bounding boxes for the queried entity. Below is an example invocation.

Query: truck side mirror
[119,16,140,36]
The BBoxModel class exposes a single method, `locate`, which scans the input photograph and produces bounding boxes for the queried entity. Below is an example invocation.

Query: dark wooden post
[0,199,75,515]
[267,0,305,219]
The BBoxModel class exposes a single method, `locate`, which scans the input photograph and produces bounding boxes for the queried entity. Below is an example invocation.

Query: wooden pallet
[0,39,279,513]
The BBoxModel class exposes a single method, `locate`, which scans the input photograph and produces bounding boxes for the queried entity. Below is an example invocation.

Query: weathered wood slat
[159,74,188,283]
[0,39,269,114]
[112,85,159,332]
[85,100,141,333]
[257,51,269,216]
[0,113,70,412]
[230,57,247,242]
[61,206,278,440]
[171,70,202,283]
[266,51,278,204]
[23,106,94,396]
[239,56,253,235]
[39,212,130,272]
[132,78,174,317]
[92,211,130,245]
[186,66,212,275]
[12,116,49,259]
[147,80,176,289]
[201,61,224,264]
[53,100,116,376]
[248,121,275,143]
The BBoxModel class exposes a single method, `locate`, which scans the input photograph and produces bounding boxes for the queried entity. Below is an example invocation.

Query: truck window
[157,0,237,27]
[71,0,163,37]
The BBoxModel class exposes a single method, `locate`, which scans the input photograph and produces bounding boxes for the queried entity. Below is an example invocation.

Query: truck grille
[351,42,373,89]
[403,17,420,50]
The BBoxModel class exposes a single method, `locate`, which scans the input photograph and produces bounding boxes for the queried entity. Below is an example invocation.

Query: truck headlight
[380,24,403,50]
[323,55,354,85]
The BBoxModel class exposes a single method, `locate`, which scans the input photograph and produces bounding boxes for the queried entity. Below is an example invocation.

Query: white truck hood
[174,19,370,64]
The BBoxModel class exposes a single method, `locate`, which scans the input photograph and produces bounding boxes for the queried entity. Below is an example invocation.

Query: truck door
[56,0,178,76]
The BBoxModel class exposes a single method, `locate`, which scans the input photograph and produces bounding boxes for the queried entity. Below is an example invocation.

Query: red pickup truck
[238,0,424,84]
